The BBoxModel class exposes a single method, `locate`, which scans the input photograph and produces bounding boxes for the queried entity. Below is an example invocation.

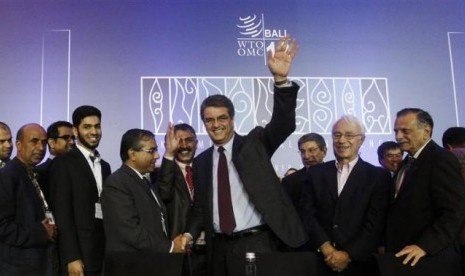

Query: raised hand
[267,36,299,82]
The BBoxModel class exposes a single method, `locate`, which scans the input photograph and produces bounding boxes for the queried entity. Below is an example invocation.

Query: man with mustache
[50,106,111,276]
[158,123,206,275]
[282,132,327,208]
[0,123,57,274]
[0,122,13,169]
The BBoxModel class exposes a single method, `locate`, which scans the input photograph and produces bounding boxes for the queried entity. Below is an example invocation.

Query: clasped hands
[320,242,351,272]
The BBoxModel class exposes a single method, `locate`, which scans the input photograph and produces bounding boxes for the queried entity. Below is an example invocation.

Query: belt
[213,224,269,240]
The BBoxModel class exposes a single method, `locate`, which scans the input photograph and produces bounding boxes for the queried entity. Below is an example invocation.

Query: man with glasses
[299,115,391,275]
[282,132,327,208]
[37,121,75,204]
[101,127,184,255]
[50,105,111,275]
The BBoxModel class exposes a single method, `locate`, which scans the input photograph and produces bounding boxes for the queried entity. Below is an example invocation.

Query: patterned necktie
[143,177,168,237]
[185,165,195,201]
[27,168,47,213]
[217,146,236,235]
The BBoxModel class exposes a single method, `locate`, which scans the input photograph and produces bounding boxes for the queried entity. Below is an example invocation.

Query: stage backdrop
[0,0,464,175]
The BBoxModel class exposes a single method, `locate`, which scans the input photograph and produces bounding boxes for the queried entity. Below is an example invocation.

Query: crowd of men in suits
[1,35,465,276]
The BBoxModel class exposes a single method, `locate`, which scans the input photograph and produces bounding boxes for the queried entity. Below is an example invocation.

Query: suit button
[333,224,338,229]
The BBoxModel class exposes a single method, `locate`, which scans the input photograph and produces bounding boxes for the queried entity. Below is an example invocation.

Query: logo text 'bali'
[236,14,288,64]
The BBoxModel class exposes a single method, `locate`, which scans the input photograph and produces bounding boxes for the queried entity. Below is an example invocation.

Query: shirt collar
[411,138,431,159]
[214,134,235,153]
[335,156,359,172]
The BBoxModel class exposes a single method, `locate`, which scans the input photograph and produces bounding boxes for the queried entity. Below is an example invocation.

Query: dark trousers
[211,230,277,276]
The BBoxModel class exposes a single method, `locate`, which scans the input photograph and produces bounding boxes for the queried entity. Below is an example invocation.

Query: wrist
[274,78,289,86]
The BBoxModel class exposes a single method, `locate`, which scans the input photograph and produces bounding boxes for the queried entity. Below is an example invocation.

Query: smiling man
[0,122,13,168]
[282,132,327,208]
[101,128,184,256]
[299,115,391,275]
[182,36,308,276]
[50,105,111,276]
[385,108,465,274]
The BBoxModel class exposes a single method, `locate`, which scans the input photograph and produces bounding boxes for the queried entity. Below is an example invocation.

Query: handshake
[171,233,194,253]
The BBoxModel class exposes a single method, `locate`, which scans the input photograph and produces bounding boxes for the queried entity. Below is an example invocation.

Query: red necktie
[185,165,195,201]
[217,146,236,235]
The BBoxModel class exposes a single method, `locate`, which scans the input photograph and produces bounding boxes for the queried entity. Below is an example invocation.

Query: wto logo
[236,14,288,64]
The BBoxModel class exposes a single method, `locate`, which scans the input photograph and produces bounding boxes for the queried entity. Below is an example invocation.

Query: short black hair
[72,105,102,128]
[120,128,155,162]
[396,108,434,135]
[297,133,326,149]
[377,141,401,162]
[174,123,197,137]
[47,121,73,139]
[0,122,10,132]
[442,127,465,148]
[200,94,235,121]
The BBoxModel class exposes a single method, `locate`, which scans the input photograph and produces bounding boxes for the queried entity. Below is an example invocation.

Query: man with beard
[50,106,111,275]
[37,121,75,204]
[0,123,57,274]
[158,123,206,275]
[0,122,13,169]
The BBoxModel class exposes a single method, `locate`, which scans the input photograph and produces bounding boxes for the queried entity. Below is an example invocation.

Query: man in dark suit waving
[385,108,465,274]
[50,105,111,275]
[299,115,391,275]
[182,36,308,275]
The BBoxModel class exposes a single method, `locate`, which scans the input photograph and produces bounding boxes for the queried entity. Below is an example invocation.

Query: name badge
[95,202,103,219]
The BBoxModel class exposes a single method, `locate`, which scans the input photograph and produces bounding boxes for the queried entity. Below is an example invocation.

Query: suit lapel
[174,164,191,200]
[72,148,99,197]
[326,161,339,200]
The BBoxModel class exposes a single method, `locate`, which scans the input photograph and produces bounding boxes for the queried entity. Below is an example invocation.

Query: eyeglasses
[332,133,363,140]
[56,135,76,141]
[137,148,158,155]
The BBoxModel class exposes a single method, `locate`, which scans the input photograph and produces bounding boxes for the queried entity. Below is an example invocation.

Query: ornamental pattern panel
[141,77,391,136]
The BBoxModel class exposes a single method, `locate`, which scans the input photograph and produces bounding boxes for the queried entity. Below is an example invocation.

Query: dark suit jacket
[282,167,307,208]
[158,158,193,239]
[50,147,111,272]
[385,141,465,256]
[299,159,391,263]
[0,157,51,275]
[187,83,308,254]
[101,164,172,252]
